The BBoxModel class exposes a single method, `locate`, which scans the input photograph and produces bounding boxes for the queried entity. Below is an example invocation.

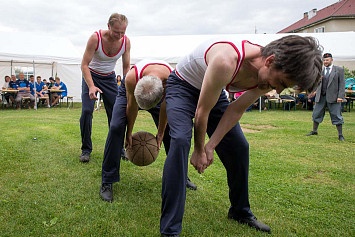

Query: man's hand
[156,132,164,150]
[337,98,343,103]
[205,142,214,166]
[125,133,133,151]
[190,150,209,174]
[89,86,102,100]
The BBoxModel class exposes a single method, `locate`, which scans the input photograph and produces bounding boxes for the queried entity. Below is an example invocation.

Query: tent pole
[10,60,13,75]
[33,60,37,110]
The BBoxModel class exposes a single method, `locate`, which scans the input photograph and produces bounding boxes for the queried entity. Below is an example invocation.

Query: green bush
[343,66,355,79]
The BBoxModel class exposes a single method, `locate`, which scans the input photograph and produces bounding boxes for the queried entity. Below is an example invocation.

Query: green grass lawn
[0,106,354,236]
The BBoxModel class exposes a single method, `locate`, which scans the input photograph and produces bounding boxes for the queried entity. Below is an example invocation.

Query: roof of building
[278,0,355,33]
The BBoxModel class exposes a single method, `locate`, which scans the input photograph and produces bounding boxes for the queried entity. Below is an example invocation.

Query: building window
[14,66,34,80]
[314,26,325,33]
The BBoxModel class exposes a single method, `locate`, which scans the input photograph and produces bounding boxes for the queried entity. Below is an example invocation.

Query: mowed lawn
[0,105,354,237]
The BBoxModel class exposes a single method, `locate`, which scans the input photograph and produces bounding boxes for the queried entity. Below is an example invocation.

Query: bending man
[160,35,322,236]
[100,59,197,202]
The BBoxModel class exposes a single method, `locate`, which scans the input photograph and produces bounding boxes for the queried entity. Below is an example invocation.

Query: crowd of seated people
[228,88,318,112]
[1,74,68,109]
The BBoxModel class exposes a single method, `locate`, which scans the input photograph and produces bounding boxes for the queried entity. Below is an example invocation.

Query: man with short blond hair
[79,13,131,163]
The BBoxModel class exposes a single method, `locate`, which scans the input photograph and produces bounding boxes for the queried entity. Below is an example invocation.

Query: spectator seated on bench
[15,73,35,110]
[35,76,50,108]
[2,75,15,107]
[51,77,67,107]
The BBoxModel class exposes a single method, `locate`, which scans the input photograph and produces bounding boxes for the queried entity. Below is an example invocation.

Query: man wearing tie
[307,53,345,141]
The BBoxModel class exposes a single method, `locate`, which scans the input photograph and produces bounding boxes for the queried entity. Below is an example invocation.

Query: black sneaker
[228,212,271,233]
[79,152,90,163]
[121,148,129,161]
[100,183,113,202]
[338,135,345,141]
[186,177,197,190]
[306,131,318,136]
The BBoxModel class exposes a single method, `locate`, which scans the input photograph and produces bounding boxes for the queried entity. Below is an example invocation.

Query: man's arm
[121,37,131,76]
[17,86,30,91]
[191,45,238,173]
[205,88,268,161]
[156,99,167,149]
[81,33,102,100]
[124,69,138,149]
[337,66,345,102]
[17,82,30,91]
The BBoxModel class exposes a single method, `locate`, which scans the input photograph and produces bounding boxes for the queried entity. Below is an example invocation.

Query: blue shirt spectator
[50,77,67,107]
[9,75,18,89]
[29,81,34,95]
[29,75,35,95]
[54,81,67,97]
[36,81,47,94]
[16,78,30,92]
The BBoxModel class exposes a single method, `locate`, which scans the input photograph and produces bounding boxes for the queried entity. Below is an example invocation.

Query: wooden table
[345,89,355,112]
[48,89,64,93]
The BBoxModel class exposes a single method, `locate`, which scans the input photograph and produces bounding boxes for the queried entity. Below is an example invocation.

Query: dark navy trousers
[160,72,253,235]
[101,78,171,183]
[80,72,118,154]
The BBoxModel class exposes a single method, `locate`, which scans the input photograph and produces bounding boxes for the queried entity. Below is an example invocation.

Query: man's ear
[265,54,275,68]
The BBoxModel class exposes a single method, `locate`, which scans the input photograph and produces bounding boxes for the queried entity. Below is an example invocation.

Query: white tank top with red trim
[175,38,260,92]
[88,30,127,75]
[132,59,174,82]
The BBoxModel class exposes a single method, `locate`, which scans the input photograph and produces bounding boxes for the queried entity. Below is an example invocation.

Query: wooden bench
[59,96,74,108]
[267,98,280,110]
[345,97,354,112]
[21,97,31,108]
[66,96,74,108]
[281,99,296,111]
[37,97,48,107]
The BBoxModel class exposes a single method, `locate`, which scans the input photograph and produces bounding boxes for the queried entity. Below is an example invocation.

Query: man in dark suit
[307,53,345,141]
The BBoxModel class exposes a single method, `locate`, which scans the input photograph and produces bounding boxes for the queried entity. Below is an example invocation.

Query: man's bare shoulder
[86,32,99,49]
[206,43,239,72]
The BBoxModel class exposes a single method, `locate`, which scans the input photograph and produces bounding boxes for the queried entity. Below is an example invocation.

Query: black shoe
[338,135,345,141]
[100,183,113,202]
[228,212,271,233]
[306,131,318,136]
[161,234,179,237]
[186,177,197,190]
[121,149,129,161]
[79,152,90,162]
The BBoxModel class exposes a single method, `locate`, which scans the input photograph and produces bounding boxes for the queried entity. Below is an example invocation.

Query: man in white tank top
[79,13,131,163]
[100,59,197,202]
[160,35,323,236]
